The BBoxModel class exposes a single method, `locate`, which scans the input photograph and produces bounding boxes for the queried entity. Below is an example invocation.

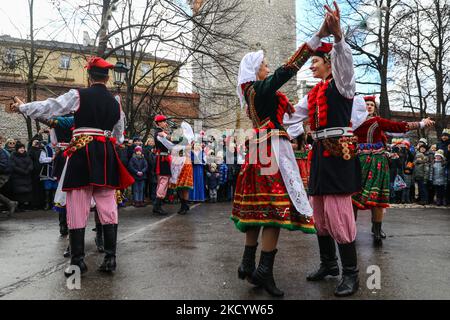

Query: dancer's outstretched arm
[257,18,329,96]
[11,90,79,119]
[325,1,355,99]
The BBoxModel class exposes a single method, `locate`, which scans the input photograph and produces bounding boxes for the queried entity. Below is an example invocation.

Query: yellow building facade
[0,35,178,91]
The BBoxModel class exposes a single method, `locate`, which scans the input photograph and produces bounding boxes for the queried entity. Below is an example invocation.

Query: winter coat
[227,163,239,182]
[430,161,447,186]
[414,152,430,181]
[127,145,135,161]
[403,173,414,188]
[146,151,157,183]
[437,139,450,158]
[117,145,129,168]
[0,148,11,175]
[10,151,33,194]
[28,146,43,177]
[206,171,220,190]
[219,163,228,185]
[389,156,404,182]
[128,154,148,181]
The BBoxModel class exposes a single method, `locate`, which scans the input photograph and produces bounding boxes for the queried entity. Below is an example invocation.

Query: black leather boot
[44,190,51,211]
[238,243,258,284]
[251,249,284,297]
[371,221,386,239]
[153,198,167,215]
[307,235,340,281]
[335,241,359,297]
[94,223,104,253]
[98,224,117,272]
[178,199,189,215]
[372,222,383,247]
[59,211,68,236]
[63,245,70,258]
[64,228,87,277]
[0,193,17,217]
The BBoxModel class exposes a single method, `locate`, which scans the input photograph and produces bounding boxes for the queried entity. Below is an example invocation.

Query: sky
[0,0,375,95]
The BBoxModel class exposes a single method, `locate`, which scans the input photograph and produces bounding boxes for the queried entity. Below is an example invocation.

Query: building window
[60,55,71,69]
[3,48,17,69]
[140,63,150,76]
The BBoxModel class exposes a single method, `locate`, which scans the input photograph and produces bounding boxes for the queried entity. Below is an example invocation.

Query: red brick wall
[0,80,199,141]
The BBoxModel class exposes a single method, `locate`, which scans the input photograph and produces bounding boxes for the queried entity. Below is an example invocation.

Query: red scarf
[275,91,295,125]
[307,80,330,130]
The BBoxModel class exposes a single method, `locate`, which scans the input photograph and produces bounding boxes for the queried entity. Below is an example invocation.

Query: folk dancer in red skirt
[231,20,337,297]
[10,57,134,277]
[352,95,434,246]
[283,2,368,297]
[158,121,195,215]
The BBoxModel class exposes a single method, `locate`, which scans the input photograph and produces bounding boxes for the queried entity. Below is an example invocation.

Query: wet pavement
[0,202,449,300]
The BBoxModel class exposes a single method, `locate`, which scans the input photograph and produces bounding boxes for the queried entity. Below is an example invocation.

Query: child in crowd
[402,161,414,204]
[206,163,220,203]
[128,146,148,207]
[217,156,228,202]
[414,145,430,205]
[430,150,447,206]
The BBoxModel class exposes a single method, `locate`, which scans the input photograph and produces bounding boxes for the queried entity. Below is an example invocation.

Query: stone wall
[191,0,298,130]
[0,81,199,143]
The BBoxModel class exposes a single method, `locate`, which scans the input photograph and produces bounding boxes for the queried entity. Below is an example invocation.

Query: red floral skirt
[170,162,193,190]
[231,144,315,233]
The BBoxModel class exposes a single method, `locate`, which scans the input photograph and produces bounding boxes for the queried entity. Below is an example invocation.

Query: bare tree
[414,0,450,134]
[54,0,245,137]
[390,0,450,135]
[0,0,64,140]
[297,0,415,118]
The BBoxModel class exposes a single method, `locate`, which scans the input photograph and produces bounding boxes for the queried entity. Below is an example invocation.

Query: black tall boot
[153,198,167,215]
[44,190,51,211]
[94,223,105,253]
[0,193,17,217]
[64,228,87,277]
[98,224,117,272]
[372,221,386,239]
[63,244,70,258]
[307,235,340,281]
[58,211,68,236]
[178,199,189,215]
[335,241,359,297]
[251,249,284,297]
[238,243,258,284]
[372,222,383,247]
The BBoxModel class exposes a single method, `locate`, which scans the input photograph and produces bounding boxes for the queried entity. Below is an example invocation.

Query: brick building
[0,35,199,142]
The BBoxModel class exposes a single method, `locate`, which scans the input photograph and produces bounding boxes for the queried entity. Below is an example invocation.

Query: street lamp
[113,61,130,90]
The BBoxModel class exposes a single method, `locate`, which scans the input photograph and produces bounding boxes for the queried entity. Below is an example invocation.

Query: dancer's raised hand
[324,1,342,42]
[6,96,24,113]
[422,117,435,127]
[317,17,331,38]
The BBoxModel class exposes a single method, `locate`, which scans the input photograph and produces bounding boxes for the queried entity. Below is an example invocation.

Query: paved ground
[0,202,449,300]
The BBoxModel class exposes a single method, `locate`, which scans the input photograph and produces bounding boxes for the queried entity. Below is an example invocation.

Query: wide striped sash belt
[312,127,358,161]
[64,127,116,157]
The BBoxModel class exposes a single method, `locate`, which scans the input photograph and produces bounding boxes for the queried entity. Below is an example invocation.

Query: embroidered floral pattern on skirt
[352,151,390,209]
[231,145,315,233]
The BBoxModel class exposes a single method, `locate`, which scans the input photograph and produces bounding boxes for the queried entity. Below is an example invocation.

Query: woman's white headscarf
[236,50,264,108]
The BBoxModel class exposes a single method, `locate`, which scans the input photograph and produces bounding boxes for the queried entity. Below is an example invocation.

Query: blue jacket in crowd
[128,154,148,181]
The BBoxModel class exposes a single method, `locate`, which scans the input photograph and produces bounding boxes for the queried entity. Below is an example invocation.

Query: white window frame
[140,63,151,76]
[3,48,17,68]
[60,54,71,69]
